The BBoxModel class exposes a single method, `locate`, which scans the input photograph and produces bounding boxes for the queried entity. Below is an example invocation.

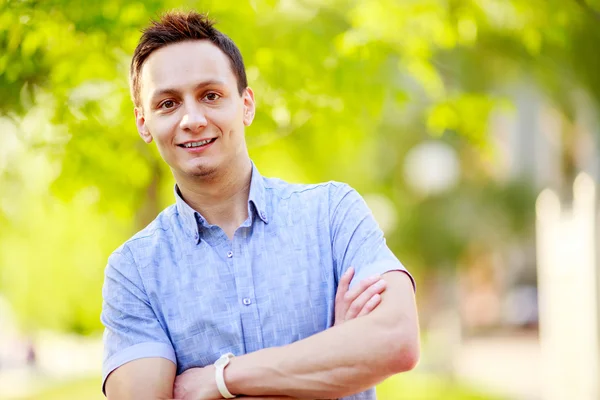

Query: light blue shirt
[101,163,414,399]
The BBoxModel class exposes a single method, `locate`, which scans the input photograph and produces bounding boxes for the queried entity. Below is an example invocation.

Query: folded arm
[174,270,418,400]
[104,257,388,400]
[224,270,419,399]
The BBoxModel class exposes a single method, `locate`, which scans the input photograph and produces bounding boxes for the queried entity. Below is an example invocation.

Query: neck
[176,157,253,237]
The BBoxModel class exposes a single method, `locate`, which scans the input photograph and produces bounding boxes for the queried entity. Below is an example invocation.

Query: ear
[242,87,256,127]
[135,107,153,143]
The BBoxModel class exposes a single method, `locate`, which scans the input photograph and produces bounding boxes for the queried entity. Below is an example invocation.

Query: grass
[15,372,505,400]
[377,373,506,400]
[10,376,103,400]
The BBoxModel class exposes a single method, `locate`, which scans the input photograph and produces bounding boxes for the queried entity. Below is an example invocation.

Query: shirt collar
[175,162,269,241]
[248,162,269,225]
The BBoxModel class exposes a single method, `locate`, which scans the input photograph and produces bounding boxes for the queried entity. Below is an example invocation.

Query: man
[101,11,419,400]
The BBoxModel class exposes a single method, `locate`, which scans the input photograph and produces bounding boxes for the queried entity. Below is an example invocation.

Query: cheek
[147,117,178,143]
[213,106,246,134]
[215,100,244,121]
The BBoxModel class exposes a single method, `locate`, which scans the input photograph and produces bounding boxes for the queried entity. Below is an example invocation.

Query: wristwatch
[214,353,236,399]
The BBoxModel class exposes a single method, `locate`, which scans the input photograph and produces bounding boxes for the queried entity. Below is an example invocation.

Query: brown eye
[161,100,175,109]
[205,92,220,101]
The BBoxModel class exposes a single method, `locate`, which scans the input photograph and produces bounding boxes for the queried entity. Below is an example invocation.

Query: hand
[173,365,220,400]
[173,367,311,400]
[334,267,386,326]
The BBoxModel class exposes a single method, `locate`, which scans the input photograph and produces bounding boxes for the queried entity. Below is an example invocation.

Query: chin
[187,164,219,179]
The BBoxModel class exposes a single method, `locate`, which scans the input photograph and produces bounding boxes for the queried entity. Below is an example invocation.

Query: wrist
[224,350,279,397]
[223,357,251,397]
[223,357,242,396]
[215,353,237,398]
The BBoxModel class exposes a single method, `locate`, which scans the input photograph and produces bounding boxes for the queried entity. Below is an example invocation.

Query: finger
[335,267,355,303]
[344,274,381,304]
[357,293,382,317]
[334,268,355,325]
[346,280,386,320]
[345,279,386,320]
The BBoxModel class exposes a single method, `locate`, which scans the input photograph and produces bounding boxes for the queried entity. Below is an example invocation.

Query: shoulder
[262,176,355,206]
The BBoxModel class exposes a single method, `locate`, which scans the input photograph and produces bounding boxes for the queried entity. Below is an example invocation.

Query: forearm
[226,273,419,399]
[226,321,395,398]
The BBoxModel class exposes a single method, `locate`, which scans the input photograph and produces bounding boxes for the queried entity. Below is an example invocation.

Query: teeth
[183,139,212,148]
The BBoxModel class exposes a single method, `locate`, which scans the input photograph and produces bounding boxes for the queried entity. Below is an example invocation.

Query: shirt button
[260,211,266,220]
[227,251,233,258]
[242,298,252,306]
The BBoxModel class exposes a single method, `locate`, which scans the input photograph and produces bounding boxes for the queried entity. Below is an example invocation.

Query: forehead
[139,40,236,100]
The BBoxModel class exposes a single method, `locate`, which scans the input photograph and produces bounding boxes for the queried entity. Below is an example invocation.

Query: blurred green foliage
[0,0,598,334]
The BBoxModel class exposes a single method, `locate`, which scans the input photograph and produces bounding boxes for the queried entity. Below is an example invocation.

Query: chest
[142,222,337,372]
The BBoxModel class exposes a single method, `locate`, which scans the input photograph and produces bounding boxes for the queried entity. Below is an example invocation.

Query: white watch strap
[215,353,236,399]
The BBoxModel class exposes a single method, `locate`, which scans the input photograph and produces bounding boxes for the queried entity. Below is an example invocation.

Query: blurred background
[1,0,600,399]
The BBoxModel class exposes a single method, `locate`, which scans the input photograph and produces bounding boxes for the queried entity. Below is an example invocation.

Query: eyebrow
[149,79,227,103]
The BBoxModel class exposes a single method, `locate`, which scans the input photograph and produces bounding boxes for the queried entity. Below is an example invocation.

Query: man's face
[135,40,255,179]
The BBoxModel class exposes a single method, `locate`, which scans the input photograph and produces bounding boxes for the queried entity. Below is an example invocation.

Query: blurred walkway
[0,368,50,399]
[455,333,541,400]
[0,332,102,399]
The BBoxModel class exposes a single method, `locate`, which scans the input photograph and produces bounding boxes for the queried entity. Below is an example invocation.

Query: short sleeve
[100,246,176,393]
[329,183,416,291]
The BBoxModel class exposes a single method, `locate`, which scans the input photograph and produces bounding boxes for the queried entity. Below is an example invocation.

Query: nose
[179,102,208,132]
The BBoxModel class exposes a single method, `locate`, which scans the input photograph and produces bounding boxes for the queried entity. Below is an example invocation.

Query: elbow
[391,340,420,373]
[382,328,420,374]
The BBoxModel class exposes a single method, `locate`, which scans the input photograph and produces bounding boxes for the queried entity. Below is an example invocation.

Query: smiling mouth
[178,138,217,148]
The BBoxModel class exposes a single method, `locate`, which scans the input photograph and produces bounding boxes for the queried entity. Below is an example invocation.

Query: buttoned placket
[230,222,264,354]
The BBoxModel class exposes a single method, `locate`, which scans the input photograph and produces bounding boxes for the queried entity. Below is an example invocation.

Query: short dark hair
[129,11,248,107]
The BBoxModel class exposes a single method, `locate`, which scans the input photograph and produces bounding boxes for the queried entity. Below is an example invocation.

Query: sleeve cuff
[349,259,416,292]
[102,341,177,395]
